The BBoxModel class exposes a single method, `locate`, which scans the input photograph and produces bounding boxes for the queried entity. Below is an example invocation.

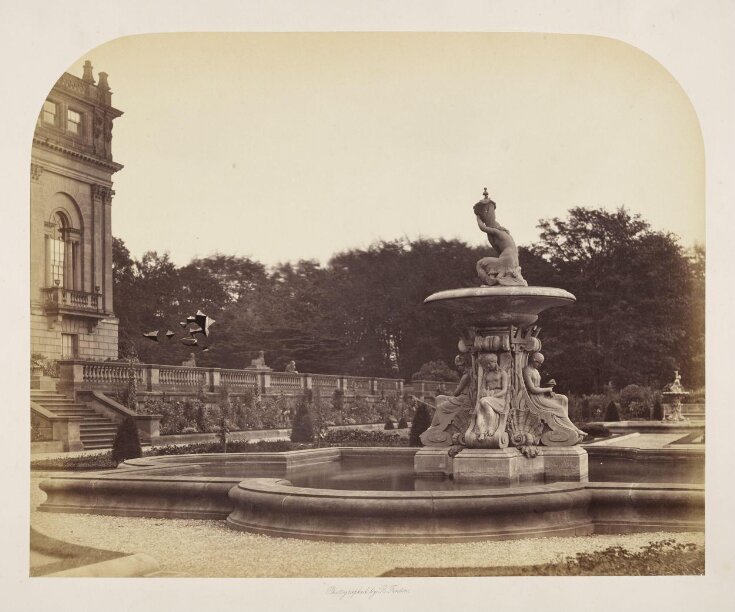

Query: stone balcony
[42,286,108,320]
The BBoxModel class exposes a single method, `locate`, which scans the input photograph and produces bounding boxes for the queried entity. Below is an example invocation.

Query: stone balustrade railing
[56,360,428,397]
[42,286,102,313]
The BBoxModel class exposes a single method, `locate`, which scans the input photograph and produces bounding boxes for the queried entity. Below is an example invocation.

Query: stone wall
[30,311,118,361]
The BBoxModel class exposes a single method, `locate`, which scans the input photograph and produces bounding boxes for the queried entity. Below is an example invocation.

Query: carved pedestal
[662,391,689,422]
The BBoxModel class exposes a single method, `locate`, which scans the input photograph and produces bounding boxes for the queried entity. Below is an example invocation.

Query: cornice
[32,136,123,174]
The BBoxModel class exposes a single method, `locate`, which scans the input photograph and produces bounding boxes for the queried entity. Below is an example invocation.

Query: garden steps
[31,389,118,450]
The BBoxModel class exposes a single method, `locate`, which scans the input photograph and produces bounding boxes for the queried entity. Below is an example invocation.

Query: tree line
[112,207,704,394]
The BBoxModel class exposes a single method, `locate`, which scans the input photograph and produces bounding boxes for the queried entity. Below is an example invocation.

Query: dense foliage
[322,429,405,447]
[113,206,704,393]
[381,540,704,576]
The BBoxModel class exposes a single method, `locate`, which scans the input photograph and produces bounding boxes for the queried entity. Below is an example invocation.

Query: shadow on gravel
[30,528,125,577]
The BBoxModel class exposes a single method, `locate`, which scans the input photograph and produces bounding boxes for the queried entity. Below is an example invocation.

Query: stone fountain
[415,189,588,485]
[662,370,690,422]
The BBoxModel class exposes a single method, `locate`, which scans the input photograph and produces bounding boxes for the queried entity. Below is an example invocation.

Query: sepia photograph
[5,1,735,610]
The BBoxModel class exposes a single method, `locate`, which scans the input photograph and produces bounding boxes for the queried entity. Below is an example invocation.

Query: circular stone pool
[38,445,704,543]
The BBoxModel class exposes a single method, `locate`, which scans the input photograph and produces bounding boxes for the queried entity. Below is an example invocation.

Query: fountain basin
[423,286,575,328]
[37,446,703,543]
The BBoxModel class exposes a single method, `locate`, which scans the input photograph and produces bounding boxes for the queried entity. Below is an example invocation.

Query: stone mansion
[30,61,123,361]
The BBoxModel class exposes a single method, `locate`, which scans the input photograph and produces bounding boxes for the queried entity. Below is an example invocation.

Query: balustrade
[60,360,426,398]
[159,367,207,388]
[312,375,340,390]
[43,287,101,313]
[220,369,259,389]
[269,372,304,390]
[82,362,143,385]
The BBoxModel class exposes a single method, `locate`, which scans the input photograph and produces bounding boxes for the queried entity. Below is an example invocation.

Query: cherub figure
[473,189,527,287]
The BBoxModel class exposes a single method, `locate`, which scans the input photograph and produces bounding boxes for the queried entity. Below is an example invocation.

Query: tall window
[61,334,78,358]
[48,212,67,287]
[42,100,57,125]
[66,109,82,135]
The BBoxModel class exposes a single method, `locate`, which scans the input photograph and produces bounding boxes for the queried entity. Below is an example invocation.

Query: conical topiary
[409,403,432,446]
[111,417,142,464]
[290,391,314,443]
[398,417,408,429]
[384,418,395,430]
[653,400,664,420]
[604,400,621,422]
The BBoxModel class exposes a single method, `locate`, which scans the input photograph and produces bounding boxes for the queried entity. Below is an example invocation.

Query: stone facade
[30,61,123,361]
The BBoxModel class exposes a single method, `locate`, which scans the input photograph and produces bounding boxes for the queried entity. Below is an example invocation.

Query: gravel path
[30,476,704,578]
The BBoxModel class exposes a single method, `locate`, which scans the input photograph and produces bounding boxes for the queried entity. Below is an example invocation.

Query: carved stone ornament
[430,326,586,454]
[30,163,44,182]
[473,188,528,287]
[91,184,112,204]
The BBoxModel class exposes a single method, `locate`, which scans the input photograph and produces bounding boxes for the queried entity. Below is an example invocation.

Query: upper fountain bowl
[424,286,576,328]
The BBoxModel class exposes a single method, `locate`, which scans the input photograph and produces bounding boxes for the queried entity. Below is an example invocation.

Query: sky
[71,33,705,267]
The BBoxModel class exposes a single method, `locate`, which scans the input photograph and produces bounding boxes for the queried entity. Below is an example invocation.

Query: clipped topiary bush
[384,418,395,430]
[409,403,432,446]
[397,417,408,429]
[111,417,142,464]
[604,401,621,422]
[290,391,314,443]
[653,400,664,420]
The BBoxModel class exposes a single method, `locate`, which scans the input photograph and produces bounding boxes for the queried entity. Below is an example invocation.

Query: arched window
[45,194,83,291]
[47,211,68,287]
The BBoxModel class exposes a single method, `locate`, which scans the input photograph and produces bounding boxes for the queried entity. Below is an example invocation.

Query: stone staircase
[31,389,119,450]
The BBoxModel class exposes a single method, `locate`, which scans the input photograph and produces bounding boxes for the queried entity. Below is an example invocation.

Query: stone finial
[98,72,110,91]
[82,60,95,84]
[482,187,489,199]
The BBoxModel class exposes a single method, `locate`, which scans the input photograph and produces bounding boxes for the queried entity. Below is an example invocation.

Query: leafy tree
[532,207,699,393]
[412,360,459,382]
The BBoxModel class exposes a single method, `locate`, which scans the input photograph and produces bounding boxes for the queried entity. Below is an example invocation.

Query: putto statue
[474,188,527,287]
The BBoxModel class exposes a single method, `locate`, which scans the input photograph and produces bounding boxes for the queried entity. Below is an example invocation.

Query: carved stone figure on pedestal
[465,353,508,445]
[246,350,272,371]
[420,354,472,447]
[662,370,689,421]
[474,189,527,287]
[522,352,586,446]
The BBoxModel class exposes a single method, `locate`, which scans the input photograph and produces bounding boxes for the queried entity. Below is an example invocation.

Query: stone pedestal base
[414,448,456,477]
[416,447,588,485]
